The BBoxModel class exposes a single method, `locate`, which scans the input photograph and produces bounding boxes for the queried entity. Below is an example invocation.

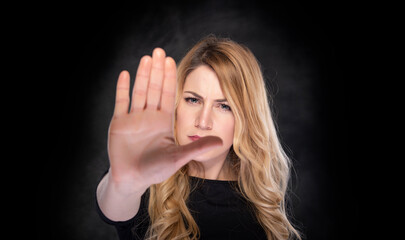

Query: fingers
[129,48,175,113]
[113,70,130,116]
[173,136,223,169]
[131,55,152,112]
[146,48,166,110]
[160,57,177,114]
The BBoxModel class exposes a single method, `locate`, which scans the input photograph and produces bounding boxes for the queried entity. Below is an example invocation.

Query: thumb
[173,136,223,169]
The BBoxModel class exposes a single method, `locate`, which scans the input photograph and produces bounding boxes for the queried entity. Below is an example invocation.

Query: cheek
[220,118,235,147]
[175,105,190,145]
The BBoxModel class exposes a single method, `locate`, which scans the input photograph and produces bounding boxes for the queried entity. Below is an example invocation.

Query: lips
[188,135,201,141]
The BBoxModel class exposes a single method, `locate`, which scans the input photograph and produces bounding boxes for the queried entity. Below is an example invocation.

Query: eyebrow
[184,91,228,102]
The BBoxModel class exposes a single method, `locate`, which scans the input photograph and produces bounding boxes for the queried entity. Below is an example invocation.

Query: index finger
[160,57,177,113]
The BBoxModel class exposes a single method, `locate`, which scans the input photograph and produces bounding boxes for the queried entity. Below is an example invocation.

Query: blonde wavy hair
[145,35,301,240]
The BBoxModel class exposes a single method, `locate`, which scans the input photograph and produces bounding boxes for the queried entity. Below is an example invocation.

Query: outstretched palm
[107,48,222,190]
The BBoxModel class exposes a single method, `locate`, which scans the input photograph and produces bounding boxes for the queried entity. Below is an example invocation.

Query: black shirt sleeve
[96,187,150,240]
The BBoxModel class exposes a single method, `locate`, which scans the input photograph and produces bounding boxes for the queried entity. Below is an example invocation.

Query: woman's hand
[107,48,222,192]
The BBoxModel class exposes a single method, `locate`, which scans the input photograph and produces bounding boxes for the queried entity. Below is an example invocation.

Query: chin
[192,148,230,163]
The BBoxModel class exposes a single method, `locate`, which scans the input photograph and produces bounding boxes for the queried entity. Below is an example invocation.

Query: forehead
[183,65,225,98]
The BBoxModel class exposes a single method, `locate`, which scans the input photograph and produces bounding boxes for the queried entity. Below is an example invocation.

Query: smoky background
[36,1,354,239]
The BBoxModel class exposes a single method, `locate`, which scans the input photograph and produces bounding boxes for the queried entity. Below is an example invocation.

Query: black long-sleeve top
[97,176,267,240]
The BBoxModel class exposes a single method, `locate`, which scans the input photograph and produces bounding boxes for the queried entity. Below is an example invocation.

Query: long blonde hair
[146,35,301,240]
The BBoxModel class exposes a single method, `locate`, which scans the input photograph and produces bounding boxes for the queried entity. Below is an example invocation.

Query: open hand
[107,48,222,190]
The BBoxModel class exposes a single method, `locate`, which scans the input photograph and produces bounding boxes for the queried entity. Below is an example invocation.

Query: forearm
[96,170,148,222]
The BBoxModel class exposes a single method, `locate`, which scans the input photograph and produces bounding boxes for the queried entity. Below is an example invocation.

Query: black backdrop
[37,1,355,239]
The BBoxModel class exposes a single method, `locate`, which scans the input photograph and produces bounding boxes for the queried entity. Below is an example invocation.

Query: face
[176,65,235,162]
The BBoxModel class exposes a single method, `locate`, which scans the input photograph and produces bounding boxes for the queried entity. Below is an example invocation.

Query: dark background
[36,1,355,239]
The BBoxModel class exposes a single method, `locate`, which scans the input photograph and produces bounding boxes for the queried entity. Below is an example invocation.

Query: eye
[184,97,200,104]
[220,103,231,111]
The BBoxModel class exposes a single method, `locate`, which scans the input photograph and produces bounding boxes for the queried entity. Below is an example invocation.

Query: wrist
[107,170,149,196]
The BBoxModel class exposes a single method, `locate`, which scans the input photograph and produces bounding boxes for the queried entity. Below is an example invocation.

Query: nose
[195,106,213,130]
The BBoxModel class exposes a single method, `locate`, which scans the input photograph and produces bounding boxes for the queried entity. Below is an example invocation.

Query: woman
[96,35,301,240]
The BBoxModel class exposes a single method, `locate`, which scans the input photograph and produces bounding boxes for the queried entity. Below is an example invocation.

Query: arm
[96,170,148,221]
